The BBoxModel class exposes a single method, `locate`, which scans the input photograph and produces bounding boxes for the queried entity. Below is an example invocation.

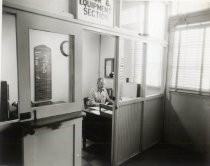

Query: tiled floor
[82,142,111,166]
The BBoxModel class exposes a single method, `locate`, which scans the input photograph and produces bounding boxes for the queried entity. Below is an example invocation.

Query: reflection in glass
[1,13,18,121]
[29,29,74,107]
[119,39,144,101]
[146,44,163,96]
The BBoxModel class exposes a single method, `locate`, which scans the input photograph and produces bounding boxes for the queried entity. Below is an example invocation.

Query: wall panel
[142,97,164,151]
[164,92,210,151]
[24,119,82,166]
[115,102,142,165]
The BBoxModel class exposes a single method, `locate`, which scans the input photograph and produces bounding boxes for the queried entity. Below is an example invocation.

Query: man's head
[97,77,105,90]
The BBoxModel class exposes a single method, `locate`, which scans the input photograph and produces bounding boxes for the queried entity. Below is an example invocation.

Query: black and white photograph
[1,0,210,166]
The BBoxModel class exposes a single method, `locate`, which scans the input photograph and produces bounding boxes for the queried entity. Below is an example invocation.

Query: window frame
[13,10,83,119]
[118,37,146,101]
[117,0,169,98]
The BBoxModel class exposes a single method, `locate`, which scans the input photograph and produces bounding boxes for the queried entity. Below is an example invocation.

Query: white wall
[1,13,18,105]
[82,33,116,100]
[4,0,73,17]
[142,98,164,151]
[164,92,210,151]
[82,31,100,98]
[99,35,115,90]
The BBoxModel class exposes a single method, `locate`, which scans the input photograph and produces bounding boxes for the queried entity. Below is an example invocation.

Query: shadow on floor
[122,143,210,166]
[82,142,111,166]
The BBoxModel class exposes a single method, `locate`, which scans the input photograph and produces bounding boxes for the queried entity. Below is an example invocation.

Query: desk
[82,106,112,149]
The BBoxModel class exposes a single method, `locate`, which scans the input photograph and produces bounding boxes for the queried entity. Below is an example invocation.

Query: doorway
[82,30,117,166]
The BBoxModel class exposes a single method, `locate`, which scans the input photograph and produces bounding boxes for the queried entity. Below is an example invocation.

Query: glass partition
[148,2,166,40]
[146,44,163,96]
[119,39,144,101]
[1,13,18,121]
[29,29,74,107]
[120,1,145,34]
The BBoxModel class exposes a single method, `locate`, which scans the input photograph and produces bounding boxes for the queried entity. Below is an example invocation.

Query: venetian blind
[134,42,144,83]
[169,23,210,94]
[119,39,144,84]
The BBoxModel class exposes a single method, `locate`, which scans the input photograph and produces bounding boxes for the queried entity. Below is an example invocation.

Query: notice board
[34,45,52,102]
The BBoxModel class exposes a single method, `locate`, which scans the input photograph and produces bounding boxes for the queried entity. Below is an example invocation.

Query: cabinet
[82,109,112,149]
[23,112,85,166]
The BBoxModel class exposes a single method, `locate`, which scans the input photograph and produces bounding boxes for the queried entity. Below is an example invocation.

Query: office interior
[0,0,210,166]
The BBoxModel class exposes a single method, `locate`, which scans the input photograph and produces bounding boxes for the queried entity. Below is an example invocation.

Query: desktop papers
[89,107,106,111]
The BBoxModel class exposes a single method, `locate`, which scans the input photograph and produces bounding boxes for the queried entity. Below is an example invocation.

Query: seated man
[87,77,113,107]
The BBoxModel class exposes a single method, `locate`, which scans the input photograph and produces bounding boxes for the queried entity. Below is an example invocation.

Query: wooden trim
[13,11,83,118]
[0,119,19,126]
[3,2,168,47]
[118,94,164,106]
[141,43,147,97]
[112,36,120,166]
[199,28,206,93]
[169,9,210,29]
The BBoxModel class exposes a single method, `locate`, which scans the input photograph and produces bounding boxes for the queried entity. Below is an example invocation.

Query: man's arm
[87,88,100,106]
[106,97,113,105]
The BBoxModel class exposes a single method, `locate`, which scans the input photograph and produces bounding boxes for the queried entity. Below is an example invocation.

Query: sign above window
[77,0,113,27]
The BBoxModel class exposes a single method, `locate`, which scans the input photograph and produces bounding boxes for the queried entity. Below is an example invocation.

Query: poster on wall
[77,0,113,27]
[34,45,52,102]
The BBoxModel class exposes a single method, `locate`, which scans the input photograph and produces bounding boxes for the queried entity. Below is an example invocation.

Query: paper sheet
[89,107,100,111]
[90,110,100,115]
[89,107,106,111]
[102,110,112,115]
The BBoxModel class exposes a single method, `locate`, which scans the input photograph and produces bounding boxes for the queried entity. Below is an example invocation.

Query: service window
[29,29,74,107]
[118,38,145,101]
[1,12,19,122]
[146,44,164,96]
[15,12,82,118]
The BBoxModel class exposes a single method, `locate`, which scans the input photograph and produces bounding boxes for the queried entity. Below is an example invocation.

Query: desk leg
[83,137,86,150]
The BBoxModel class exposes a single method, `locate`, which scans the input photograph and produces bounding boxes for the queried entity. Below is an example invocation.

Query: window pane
[119,39,144,100]
[169,23,210,94]
[148,2,166,40]
[1,13,18,121]
[121,1,145,34]
[29,29,74,107]
[146,44,163,96]
[177,29,203,91]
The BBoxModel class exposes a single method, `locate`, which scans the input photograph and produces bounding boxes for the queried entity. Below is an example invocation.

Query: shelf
[21,111,86,136]
[0,119,19,126]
